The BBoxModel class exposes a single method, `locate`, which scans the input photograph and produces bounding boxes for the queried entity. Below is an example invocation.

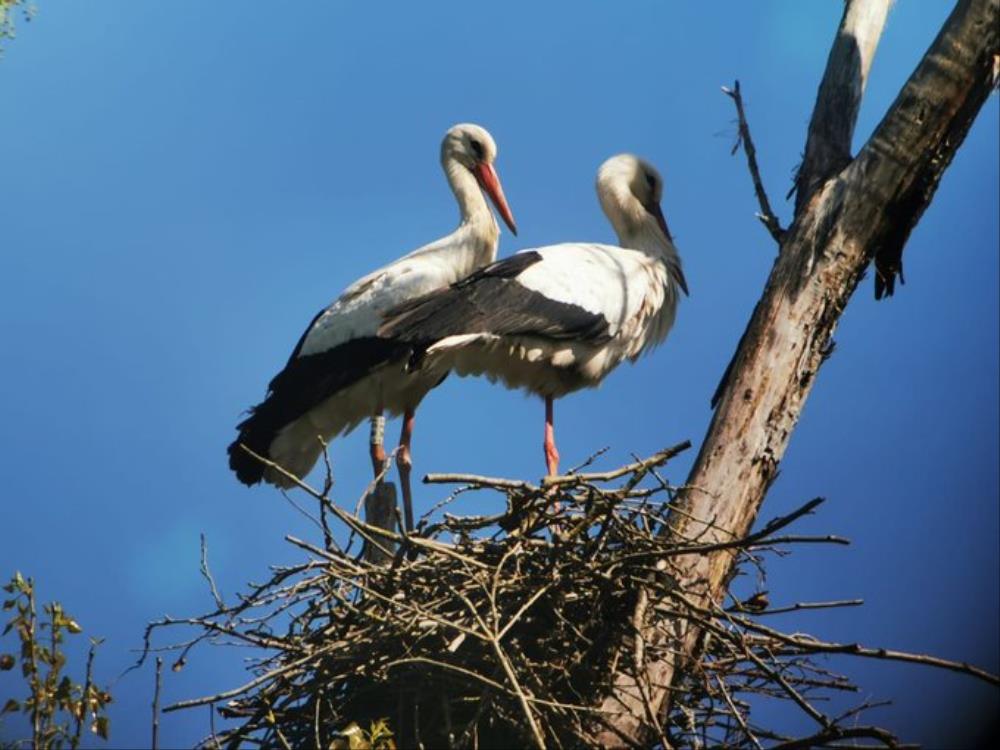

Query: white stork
[229,123,517,529]
[379,153,686,476]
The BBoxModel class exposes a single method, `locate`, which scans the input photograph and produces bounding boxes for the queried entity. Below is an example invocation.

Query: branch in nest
[135,448,998,749]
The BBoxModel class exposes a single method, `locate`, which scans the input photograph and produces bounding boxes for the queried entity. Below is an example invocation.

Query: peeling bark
[794,0,893,215]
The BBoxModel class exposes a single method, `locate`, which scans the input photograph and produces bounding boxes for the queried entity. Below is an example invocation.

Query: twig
[272,720,294,750]
[543,442,691,487]
[722,81,784,243]
[199,534,225,611]
[566,446,611,474]
[240,446,400,556]
[769,724,904,750]
[496,584,552,642]
[731,613,1000,687]
[742,637,830,728]
[72,639,98,749]
[208,704,222,750]
[152,657,163,750]
[745,598,864,616]
[424,473,538,491]
[164,645,336,712]
[491,635,547,749]
[713,674,762,750]
[314,689,323,750]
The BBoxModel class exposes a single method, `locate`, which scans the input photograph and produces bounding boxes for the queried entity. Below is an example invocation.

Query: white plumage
[379,153,686,476]
[229,123,517,522]
[430,242,677,392]
[266,216,501,480]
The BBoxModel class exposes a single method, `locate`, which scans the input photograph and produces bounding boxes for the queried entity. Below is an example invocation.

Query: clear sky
[1,1,997,746]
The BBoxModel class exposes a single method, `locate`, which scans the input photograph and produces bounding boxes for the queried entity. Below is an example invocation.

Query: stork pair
[228,124,687,532]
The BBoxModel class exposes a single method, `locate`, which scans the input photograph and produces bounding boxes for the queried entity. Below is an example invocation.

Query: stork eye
[645,172,657,190]
[469,139,485,159]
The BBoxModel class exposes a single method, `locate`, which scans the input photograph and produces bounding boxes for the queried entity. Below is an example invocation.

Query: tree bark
[597,0,1000,744]
[794,0,893,215]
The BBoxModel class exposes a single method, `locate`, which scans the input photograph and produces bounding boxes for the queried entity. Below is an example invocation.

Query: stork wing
[380,250,613,346]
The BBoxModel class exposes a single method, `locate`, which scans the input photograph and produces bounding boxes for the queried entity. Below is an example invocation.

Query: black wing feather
[379,252,611,347]
[228,337,409,485]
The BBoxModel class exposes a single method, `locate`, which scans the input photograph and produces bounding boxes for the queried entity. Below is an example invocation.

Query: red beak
[473,162,518,235]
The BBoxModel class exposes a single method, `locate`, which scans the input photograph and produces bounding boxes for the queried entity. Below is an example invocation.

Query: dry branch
[793,0,893,214]
[722,81,784,243]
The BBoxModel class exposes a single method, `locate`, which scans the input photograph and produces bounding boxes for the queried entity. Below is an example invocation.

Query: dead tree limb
[793,0,893,215]
[722,81,785,243]
[597,0,1000,744]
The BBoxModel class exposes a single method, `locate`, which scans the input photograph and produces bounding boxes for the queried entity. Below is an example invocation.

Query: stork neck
[617,217,676,262]
[444,157,499,236]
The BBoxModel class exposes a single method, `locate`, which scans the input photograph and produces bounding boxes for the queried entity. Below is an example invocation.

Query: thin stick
[714,674,762,750]
[745,599,864,616]
[152,657,163,750]
[732,613,1000,686]
[491,637,547,750]
[769,725,905,750]
[164,645,336,712]
[314,689,323,750]
[543,442,691,487]
[208,704,222,750]
[199,534,225,611]
[72,639,98,750]
[424,473,538,491]
[722,80,784,243]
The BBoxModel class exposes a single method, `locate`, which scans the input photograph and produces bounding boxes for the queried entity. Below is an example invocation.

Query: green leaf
[0,698,18,714]
[91,715,110,740]
[65,619,82,634]
[55,675,73,700]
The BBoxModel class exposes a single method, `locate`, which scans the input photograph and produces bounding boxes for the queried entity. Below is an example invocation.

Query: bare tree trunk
[597,0,1000,744]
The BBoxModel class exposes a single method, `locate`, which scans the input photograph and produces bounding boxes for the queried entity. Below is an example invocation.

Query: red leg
[543,396,560,477]
[397,407,416,532]
[369,412,387,478]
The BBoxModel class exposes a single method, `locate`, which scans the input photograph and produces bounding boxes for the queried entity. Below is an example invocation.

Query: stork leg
[397,407,416,532]
[543,396,560,476]
[369,412,387,478]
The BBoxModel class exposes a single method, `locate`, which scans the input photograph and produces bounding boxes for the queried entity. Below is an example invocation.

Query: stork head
[442,123,517,235]
[597,153,687,295]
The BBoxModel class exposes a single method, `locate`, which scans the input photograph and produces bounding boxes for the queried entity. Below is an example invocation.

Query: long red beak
[473,162,517,235]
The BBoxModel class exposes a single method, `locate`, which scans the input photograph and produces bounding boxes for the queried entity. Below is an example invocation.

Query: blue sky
[1,1,996,746]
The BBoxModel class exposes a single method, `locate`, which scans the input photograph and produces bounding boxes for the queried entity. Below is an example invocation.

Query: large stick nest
[138,443,997,749]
